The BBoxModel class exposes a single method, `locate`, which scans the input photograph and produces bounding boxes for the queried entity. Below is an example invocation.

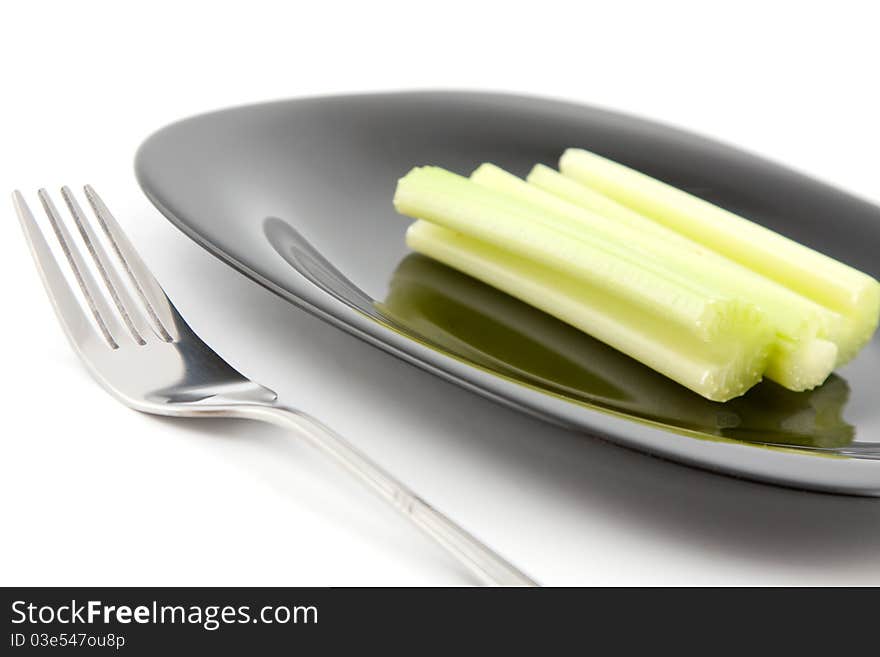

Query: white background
[2,1,879,585]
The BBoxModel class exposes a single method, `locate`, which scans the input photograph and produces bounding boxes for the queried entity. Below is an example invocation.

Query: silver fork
[13,186,537,587]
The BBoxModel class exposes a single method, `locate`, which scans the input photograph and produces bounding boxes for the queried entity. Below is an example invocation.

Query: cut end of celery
[697,298,768,345]
[765,338,837,392]
[699,351,770,403]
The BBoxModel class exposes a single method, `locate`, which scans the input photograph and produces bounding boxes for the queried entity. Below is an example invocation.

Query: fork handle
[232,403,538,586]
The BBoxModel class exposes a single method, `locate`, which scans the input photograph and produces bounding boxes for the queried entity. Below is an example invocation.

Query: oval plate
[136,91,880,495]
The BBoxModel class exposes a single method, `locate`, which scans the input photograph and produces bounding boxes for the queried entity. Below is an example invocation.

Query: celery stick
[527,163,690,244]
[765,337,838,392]
[559,147,880,362]
[394,166,760,343]
[471,162,840,390]
[406,220,770,402]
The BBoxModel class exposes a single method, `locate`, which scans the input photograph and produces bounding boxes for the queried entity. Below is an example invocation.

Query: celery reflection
[378,254,853,449]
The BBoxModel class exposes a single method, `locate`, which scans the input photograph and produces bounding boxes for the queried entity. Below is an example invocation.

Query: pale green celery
[535,161,865,368]
[766,337,838,392]
[406,220,770,402]
[471,162,840,390]
[559,147,880,363]
[527,163,693,245]
[394,166,759,343]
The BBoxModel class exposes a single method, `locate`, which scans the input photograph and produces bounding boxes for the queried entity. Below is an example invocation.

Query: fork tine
[13,190,115,348]
[61,186,147,345]
[38,189,127,349]
[83,185,177,342]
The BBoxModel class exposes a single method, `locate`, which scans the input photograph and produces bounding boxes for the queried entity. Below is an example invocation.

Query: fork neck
[155,380,279,411]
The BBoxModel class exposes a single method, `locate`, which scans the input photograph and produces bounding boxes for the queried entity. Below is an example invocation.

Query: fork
[13,186,537,587]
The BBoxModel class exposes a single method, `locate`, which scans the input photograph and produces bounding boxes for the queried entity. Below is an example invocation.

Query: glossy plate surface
[135,91,880,495]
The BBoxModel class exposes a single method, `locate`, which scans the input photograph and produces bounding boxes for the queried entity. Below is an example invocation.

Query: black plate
[135,91,880,495]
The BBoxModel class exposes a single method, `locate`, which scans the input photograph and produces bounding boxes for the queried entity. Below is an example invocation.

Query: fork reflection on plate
[12,185,537,587]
